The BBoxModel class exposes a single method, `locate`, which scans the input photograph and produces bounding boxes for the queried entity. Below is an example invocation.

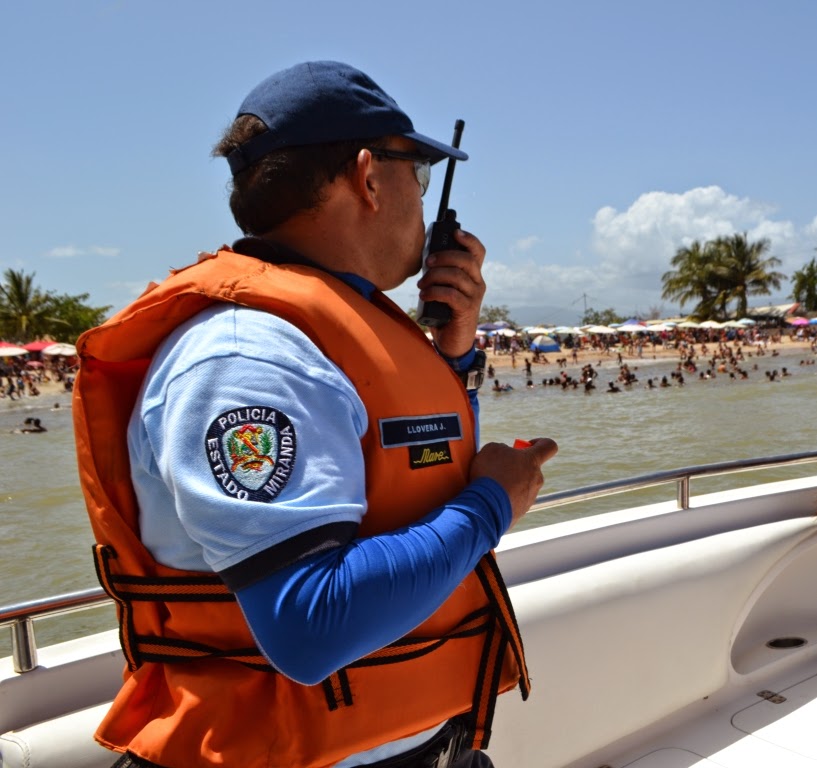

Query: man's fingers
[454,228,486,266]
[525,438,559,464]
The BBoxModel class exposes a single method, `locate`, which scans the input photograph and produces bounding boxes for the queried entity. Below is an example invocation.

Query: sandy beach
[1,375,74,411]
[3,335,815,411]
[482,336,816,374]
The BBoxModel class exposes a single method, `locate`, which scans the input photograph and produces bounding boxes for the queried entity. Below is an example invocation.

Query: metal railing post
[12,616,38,673]
[677,477,690,510]
[1,587,110,675]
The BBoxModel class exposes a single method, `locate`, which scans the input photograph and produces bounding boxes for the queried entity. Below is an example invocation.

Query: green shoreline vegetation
[0,268,110,345]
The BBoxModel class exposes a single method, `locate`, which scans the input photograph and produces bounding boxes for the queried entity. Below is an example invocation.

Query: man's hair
[212,115,384,235]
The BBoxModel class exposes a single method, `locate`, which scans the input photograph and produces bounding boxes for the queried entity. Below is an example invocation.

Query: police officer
[75,61,558,768]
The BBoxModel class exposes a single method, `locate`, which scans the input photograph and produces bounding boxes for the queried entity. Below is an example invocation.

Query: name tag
[379,413,462,448]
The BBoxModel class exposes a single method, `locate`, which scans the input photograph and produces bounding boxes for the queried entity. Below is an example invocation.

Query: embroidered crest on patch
[205,406,297,502]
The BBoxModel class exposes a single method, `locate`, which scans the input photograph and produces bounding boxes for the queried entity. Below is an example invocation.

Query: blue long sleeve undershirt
[235,477,510,685]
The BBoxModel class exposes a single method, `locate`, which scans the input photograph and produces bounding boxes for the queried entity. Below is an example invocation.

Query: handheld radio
[416,119,466,328]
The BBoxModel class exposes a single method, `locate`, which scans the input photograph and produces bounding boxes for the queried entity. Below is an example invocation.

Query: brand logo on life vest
[205,406,296,502]
[409,441,453,469]
[379,413,462,448]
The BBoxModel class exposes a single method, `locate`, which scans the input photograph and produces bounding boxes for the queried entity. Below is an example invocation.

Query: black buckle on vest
[364,719,467,768]
[423,721,465,768]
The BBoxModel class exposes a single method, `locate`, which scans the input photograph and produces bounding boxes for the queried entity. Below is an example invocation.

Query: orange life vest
[73,248,529,768]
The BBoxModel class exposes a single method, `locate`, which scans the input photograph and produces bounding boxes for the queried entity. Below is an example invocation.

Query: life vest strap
[93,544,140,672]
[136,635,272,669]
[351,609,492,667]
[456,553,531,750]
[475,553,531,699]
[469,616,507,749]
[93,544,530,739]
[323,669,354,711]
[105,576,234,601]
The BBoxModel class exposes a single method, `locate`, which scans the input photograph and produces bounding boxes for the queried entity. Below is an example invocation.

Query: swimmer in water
[15,417,47,434]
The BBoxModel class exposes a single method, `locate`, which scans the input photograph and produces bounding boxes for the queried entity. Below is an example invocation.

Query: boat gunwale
[3,449,817,673]
[531,448,817,510]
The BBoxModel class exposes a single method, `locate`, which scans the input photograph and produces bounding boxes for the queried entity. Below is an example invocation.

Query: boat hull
[3,473,817,768]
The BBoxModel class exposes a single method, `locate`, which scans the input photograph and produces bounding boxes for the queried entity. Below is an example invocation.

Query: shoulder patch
[205,406,297,502]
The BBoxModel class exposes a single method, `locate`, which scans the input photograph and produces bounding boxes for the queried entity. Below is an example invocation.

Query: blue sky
[2,0,816,327]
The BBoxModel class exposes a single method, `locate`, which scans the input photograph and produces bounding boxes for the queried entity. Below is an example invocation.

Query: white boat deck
[3,465,817,768]
[485,474,817,768]
[582,651,817,767]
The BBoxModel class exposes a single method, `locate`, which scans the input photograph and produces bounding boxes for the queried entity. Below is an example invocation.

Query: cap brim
[404,131,468,164]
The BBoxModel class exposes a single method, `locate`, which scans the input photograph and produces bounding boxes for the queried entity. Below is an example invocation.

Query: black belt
[363,719,467,768]
[112,720,469,768]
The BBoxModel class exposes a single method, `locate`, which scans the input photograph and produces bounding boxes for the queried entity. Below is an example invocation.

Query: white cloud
[591,186,782,270]
[482,260,608,307]
[388,186,816,322]
[46,245,120,258]
[47,246,84,258]
[90,246,121,257]
[490,186,813,317]
[511,235,542,254]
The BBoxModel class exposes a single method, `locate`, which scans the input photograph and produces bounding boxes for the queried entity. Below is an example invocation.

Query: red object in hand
[513,439,532,450]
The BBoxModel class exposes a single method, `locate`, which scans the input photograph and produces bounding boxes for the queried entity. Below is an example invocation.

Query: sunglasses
[368,148,431,196]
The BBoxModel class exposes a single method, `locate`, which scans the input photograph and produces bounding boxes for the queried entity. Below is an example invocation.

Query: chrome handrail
[0,587,110,674]
[4,450,817,675]
[530,450,817,511]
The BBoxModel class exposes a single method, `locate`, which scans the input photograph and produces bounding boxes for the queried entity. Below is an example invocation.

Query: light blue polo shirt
[128,303,369,573]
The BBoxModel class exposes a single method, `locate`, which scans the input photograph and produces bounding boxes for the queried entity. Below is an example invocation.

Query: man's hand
[418,228,485,359]
[469,438,559,529]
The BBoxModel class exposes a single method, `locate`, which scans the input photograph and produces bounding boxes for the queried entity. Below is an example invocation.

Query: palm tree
[790,256,817,312]
[0,268,51,341]
[710,234,786,319]
[661,240,724,319]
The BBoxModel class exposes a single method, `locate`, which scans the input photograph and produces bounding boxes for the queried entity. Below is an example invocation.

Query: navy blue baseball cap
[226,61,467,176]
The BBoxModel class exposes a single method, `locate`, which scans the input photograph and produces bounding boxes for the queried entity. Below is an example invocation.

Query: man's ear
[349,148,380,212]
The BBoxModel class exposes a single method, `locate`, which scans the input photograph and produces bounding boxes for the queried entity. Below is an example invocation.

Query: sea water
[2,344,816,656]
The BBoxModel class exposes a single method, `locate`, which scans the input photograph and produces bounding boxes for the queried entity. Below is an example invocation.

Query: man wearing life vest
[73,61,558,768]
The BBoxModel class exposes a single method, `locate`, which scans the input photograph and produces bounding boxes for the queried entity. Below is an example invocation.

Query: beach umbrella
[23,340,54,352]
[478,321,511,331]
[787,317,809,326]
[737,318,756,325]
[585,325,617,334]
[0,344,29,356]
[648,321,677,330]
[530,335,561,353]
[524,326,551,335]
[810,318,817,325]
[553,326,581,335]
[618,322,649,333]
[494,328,517,337]
[677,321,700,328]
[42,342,77,356]
[699,320,724,329]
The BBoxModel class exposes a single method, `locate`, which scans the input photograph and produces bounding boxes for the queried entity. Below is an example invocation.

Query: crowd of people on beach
[1,357,77,401]
[486,328,817,396]
[483,323,815,360]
